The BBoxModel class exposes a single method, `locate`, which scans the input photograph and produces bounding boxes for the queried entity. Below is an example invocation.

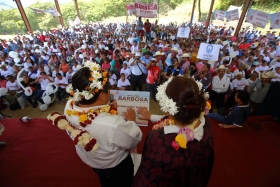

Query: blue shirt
[137,20,144,31]
[224,104,251,127]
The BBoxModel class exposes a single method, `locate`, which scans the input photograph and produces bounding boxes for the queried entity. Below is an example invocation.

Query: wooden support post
[74,0,81,20]
[205,0,215,28]
[54,0,65,27]
[234,0,251,37]
[14,0,32,33]
[190,0,196,25]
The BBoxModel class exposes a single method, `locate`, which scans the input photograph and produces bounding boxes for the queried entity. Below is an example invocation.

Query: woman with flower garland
[132,76,214,187]
[58,61,142,187]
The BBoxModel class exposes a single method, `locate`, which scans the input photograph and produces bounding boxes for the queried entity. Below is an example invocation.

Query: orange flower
[70,91,74,95]
[94,88,99,92]
[102,72,107,77]
[110,110,117,115]
[79,114,88,123]
[89,77,94,81]
[86,86,91,91]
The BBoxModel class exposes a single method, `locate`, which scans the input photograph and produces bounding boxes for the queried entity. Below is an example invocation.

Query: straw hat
[0,63,7,68]
[216,65,227,72]
[153,51,164,57]
[181,53,191,58]
[261,71,277,79]
[171,47,178,52]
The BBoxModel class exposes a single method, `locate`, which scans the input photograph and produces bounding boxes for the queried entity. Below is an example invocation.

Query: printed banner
[270,12,280,29]
[126,4,136,15]
[177,27,190,38]
[110,90,150,126]
[226,9,239,22]
[74,16,81,25]
[29,8,45,14]
[214,10,226,21]
[245,9,270,28]
[135,2,158,18]
[197,43,220,61]
[45,8,60,17]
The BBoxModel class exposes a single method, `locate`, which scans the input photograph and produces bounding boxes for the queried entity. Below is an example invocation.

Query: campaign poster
[197,43,221,61]
[270,12,280,29]
[245,9,270,28]
[177,27,190,38]
[126,4,136,15]
[110,90,150,126]
[135,2,158,18]
[214,10,226,21]
[226,9,239,22]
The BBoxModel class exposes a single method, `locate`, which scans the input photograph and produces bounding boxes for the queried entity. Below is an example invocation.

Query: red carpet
[0,116,280,187]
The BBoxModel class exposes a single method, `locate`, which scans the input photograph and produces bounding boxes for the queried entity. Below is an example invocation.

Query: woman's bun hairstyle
[166,76,206,125]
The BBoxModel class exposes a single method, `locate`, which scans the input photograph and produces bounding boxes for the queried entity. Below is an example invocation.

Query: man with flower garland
[61,61,142,187]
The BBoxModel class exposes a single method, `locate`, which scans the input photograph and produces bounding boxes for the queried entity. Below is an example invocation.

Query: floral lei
[47,112,99,152]
[155,77,210,115]
[66,61,108,102]
[65,100,118,127]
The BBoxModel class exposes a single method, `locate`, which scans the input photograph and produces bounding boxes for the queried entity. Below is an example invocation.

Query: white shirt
[64,100,142,169]
[151,115,205,141]
[130,45,138,53]
[212,75,230,93]
[247,78,256,86]
[130,59,146,75]
[256,65,269,73]
[66,71,75,82]
[117,79,130,87]
[233,69,245,78]
[52,70,63,78]
[6,81,20,91]
[232,78,248,90]
[272,72,280,82]
[28,71,37,79]
[120,68,131,79]
[55,77,68,89]
[39,78,51,90]
[1,69,14,78]
[72,66,79,72]
[263,56,270,63]
[127,37,134,45]
[109,74,117,85]
[24,62,33,72]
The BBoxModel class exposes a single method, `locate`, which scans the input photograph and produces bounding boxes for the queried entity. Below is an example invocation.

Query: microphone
[110,94,114,103]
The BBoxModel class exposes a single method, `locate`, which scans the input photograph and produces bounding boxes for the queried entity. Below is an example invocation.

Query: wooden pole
[205,0,215,28]
[74,0,81,20]
[54,0,65,27]
[190,0,196,25]
[14,0,32,33]
[234,0,251,37]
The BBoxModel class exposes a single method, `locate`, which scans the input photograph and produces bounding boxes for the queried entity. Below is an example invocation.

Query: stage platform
[0,116,280,187]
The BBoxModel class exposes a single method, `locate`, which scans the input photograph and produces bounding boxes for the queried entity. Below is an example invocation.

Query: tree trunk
[198,0,201,22]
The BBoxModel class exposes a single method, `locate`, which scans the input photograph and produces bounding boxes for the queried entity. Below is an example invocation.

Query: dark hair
[71,67,109,105]
[205,64,210,70]
[166,77,206,125]
[56,73,62,77]
[120,73,125,77]
[236,90,250,104]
